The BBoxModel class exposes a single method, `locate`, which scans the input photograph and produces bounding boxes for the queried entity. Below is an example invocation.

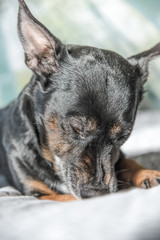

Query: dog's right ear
[128,43,160,85]
[18,0,63,76]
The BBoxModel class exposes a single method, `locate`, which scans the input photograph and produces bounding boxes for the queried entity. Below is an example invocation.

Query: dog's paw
[133,169,160,189]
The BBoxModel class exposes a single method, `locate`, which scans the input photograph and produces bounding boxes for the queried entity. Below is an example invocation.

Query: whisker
[115,169,129,176]
[117,180,131,186]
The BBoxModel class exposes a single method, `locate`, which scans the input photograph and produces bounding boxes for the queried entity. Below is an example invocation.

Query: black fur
[0,0,160,199]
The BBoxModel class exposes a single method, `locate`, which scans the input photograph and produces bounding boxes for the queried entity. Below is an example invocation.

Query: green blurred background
[0,0,160,109]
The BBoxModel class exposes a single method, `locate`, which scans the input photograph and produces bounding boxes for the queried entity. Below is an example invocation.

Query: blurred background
[0,0,160,109]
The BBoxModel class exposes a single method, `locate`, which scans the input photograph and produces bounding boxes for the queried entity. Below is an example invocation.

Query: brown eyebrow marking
[69,116,97,132]
[111,123,121,134]
[87,118,97,131]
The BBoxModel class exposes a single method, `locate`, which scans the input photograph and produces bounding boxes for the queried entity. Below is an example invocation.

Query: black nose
[80,188,95,199]
[80,187,109,199]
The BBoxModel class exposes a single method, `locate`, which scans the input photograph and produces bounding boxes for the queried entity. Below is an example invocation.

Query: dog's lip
[80,188,109,199]
[79,180,118,199]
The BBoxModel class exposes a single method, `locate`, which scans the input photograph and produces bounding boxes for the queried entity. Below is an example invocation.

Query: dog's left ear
[128,43,160,84]
[18,0,63,75]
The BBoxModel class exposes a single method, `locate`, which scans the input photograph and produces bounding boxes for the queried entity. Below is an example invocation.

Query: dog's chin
[80,186,118,199]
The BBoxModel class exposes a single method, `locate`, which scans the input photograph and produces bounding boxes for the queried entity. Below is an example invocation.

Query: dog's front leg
[28,180,76,201]
[39,194,76,201]
[117,158,160,189]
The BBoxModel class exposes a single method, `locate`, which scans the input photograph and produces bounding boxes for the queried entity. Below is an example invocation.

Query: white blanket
[0,186,160,240]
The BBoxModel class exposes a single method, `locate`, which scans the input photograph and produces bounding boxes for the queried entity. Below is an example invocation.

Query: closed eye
[71,125,82,134]
[117,134,129,143]
[110,134,129,145]
[67,116,98,139]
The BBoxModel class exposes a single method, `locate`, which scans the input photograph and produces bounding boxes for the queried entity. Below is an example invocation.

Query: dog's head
[18,0,160,198]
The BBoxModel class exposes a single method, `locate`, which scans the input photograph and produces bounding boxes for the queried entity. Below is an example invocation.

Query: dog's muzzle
[80,182,118,199]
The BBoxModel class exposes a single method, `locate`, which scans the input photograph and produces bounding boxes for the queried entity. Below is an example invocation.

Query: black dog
[0,0,160,201]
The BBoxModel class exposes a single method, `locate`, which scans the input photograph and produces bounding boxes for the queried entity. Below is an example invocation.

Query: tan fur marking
[87,118,97,132]
[118,158,160,189]
[41,147,60,174]
[28,179,54,195]
[104,174,111,184]
[111,124,121,134]
[39,194,76,201]
[74,154,95,184]
[84,156,91,166]
[45,118,71,156]
[42,147,54,163]
[28,180,76,202]
[133,169,160,187]
[83,152,93,167]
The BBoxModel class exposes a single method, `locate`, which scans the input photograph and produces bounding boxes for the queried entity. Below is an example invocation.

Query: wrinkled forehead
[65,46,139,113]
[67,45,134,71]
[66,45,137,87]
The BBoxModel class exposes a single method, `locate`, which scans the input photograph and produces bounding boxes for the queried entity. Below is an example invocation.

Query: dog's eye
[69,122,86,139]
[71,125,83,135]
[69,121,83,134]
[111,135,128,145]
[117,136,124,142]
[117,135,128,142]
[74,128,81,133]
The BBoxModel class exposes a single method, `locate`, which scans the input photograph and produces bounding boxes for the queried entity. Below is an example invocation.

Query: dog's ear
[18,0,63,75]
[128,43,160,84]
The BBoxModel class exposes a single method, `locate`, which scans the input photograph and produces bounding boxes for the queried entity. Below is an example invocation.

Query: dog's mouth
[79,184,118,199]
[68,182,118,200]
[52,138,119,199]
[65,169,118,199]
[52,156,118,199]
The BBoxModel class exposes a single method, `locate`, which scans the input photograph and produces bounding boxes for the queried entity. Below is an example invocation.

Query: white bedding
[0,186,160,240]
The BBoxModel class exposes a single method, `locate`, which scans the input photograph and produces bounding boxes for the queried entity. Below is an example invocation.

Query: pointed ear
[18,0,63,75]
[128,43,160,84]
